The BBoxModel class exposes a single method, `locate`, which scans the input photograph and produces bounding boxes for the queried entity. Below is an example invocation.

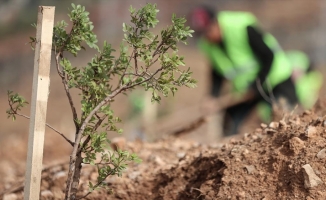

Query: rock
[251,134,259,140]
[244,165,256,174]
[302,164,323,188]
[176,152,186,158]
[3,194,18,200]
[316,149,326,159]
[111,137,126,150]
[289,137,305,154]
[260,123,267,129]
[269,121,279,129]
[306,126,318,138]
[41,190,54,200]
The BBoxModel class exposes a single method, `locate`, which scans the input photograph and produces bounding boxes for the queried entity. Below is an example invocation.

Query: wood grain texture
[24,6,55,200]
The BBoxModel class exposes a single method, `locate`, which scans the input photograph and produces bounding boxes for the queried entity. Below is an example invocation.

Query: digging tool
[147,90,256,139]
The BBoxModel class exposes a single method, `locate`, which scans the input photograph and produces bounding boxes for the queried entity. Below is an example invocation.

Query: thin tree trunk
[65,151,83,200]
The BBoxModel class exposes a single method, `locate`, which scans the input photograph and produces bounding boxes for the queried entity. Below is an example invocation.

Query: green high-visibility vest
[258,51,322,123]
[286,50,323,109]
[199,11,292,93]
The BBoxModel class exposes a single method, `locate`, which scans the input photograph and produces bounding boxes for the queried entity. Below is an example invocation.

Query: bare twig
[54,46,64,77]
[13,112,74,146]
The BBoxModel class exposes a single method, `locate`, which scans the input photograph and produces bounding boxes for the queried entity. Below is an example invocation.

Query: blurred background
[1,0,326,189]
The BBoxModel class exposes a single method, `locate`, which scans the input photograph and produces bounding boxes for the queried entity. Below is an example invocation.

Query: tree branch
[66,85,126,198]
[118,50,136,86]
[55,52,80,132]
[80,114,107,153]
[11,111,74,146]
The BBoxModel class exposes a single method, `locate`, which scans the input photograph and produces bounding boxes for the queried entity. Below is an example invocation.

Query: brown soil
[2,100,326,200]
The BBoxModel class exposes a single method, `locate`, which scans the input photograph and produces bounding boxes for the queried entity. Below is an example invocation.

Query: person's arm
[247,26,274,89]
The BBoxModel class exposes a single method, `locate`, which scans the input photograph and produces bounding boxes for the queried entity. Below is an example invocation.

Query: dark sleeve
[247,26,274,88]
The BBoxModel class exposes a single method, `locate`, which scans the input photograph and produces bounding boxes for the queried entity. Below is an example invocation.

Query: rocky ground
[1,100,326,200]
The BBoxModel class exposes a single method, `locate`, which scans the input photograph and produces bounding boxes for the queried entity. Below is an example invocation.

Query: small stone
[289,137,305,154]
[111,137,126,150]
[302,164,323,188]
[177,152,186,158]
[303,110,312,115]
[252,135,258,140]
[317,149,326,159]
[260,123,267,129]
[269,122,279,129]
[41,190,54,199]
[306,126,318,138]
[242,149,249,155]
[244,165,256,174]
[3,194,18,200]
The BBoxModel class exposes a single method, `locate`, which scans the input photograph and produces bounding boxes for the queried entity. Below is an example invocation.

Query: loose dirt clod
[302,164,323,189]
[289,137,305,154]
[3,101,326,199]
[306,126,318,138]
[261,123,267,129]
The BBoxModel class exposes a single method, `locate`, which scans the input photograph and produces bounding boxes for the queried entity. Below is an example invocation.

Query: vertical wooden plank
[24,6,55,200]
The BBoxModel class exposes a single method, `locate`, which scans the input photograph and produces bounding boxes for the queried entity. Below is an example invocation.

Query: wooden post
[24,6,55,200]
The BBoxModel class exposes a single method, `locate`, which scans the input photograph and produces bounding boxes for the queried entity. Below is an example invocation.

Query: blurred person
[286,50,322,109]
[189,6,299,136]
[257,50,323,122]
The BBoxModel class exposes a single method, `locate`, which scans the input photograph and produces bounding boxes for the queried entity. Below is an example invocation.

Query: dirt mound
[2,101,326,200]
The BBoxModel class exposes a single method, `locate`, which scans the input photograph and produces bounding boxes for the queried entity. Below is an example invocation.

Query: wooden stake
[24,6,55,200]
